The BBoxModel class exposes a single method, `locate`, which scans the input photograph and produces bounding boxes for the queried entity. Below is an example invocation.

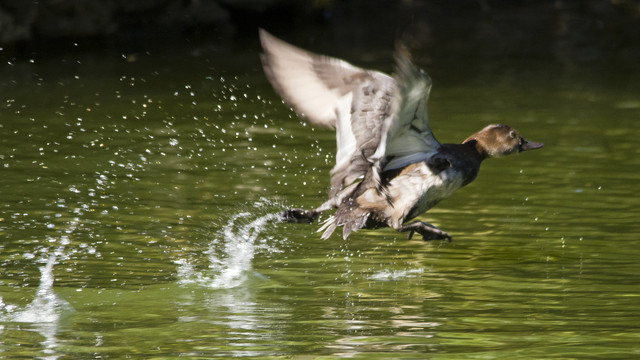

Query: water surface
[1,36,639,359]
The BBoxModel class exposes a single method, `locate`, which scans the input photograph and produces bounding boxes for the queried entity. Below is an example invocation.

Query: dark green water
[1,36,639,359]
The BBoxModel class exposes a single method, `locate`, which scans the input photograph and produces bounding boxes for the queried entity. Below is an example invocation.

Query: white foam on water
[177,201,283,289]
[367,268,425,281]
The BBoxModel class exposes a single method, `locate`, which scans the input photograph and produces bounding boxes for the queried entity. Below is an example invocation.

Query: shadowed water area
[0,31,639,359]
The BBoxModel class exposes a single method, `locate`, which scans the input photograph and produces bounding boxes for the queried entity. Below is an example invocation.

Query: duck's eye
[509,131,517,139]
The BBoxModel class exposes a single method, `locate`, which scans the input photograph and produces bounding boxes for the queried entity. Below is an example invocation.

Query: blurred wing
[260,29,368,128]
[383,47,441,171]
[260,29,398,197]
[329,71,398,195]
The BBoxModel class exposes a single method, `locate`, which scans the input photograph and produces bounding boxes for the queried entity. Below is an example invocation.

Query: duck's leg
[281,209,319,223]
[400,221,452,241]
[281,197,338,224]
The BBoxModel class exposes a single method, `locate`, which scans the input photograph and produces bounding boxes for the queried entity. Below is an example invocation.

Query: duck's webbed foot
[282,198,337,224]
[281,208,319,224]
[400,221,452,242]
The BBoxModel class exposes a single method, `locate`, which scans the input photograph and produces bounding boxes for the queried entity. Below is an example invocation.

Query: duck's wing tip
[384,46,440,163]
[259,30,341,128]
[260,29,386,130]
[393,43,431,88]
[258,27,270,45]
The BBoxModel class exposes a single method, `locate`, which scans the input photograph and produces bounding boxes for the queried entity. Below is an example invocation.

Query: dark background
[1,0,639,65]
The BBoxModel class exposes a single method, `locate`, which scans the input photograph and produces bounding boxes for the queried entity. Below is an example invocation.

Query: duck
[258,29,543,241]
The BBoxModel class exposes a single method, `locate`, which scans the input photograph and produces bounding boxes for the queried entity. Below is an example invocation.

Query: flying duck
[259,29,543,241]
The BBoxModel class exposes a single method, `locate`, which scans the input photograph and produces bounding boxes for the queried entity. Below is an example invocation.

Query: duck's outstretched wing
[383,47,440,171]
[259,29,397,197]
[259,29,366,129]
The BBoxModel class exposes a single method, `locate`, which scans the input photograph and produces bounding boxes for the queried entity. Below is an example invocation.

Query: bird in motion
[259,29,543,241]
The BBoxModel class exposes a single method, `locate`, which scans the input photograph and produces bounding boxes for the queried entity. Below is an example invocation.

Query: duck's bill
[520,140,544,152]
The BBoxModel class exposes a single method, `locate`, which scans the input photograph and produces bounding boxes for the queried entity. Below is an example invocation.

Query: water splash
[0,249,71,360]
[0,221,76,360]
[1,234,73,323]
[4,255,69,323]
[177,200,283,289]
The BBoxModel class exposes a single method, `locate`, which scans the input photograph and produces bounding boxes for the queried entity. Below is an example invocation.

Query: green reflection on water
[1,37,639,359]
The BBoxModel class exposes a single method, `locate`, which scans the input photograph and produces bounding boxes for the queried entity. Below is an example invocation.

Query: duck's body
[259,29,543,241]
[324,142,480,239]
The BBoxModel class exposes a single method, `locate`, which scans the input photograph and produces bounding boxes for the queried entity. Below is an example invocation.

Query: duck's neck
[462,139,490,161]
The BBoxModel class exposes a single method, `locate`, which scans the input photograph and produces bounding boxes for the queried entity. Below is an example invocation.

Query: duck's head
[464,124,543,159]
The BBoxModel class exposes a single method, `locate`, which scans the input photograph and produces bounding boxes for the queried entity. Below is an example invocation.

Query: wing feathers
[383,46,440,171]
[260,29,366,128]
[259,30,440,204]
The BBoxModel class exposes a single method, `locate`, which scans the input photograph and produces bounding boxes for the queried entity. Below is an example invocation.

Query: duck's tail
[318,198,371,240]
[318,216,338,240]
[318,163,391,240]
